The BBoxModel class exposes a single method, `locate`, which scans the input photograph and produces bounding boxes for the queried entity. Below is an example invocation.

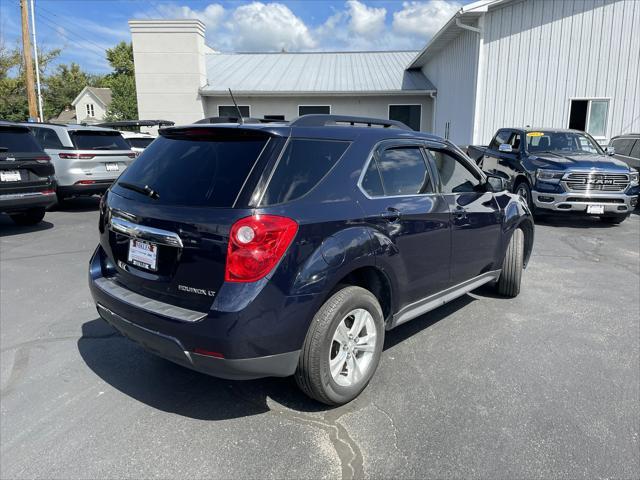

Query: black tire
[514,180,534,212]
[295,286,385,406]
[9,208,46,226]
[496,228,524,298]
[599,214,627,225]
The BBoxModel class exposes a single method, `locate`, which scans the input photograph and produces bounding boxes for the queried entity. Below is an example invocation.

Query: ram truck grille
[563,172,630,192]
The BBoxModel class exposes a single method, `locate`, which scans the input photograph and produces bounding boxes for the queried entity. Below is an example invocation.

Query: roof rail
[290,114,412,131]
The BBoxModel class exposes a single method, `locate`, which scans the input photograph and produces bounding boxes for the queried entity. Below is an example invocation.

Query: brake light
[225,215,298,282]
[193,348,225,359]
[127,153,136,158]
[59,153,95,159]
[35,155,50,163]
[76,180,96,185]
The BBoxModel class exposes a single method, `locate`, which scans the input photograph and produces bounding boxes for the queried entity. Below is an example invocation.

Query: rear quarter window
[260,138,349,206]
[114,132,269,208]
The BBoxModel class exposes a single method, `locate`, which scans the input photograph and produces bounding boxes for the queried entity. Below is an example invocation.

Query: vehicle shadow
[534,214,622,229]
[77,295,475,419]
[48,196,100,212]
[0,215,54,237]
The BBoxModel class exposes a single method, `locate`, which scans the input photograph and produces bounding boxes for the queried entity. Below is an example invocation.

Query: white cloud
[346,0,386,37]
[392,1,460,39]
[154,3,225,30]
[227,2,316,51]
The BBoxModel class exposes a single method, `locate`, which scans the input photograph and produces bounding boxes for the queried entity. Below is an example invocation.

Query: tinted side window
[34,127,64,149]
[361,160,384,197]
[629,140,640,160]
[376,147,432,196]
[261,139,349,205]
[428,150,480,194]
[489,130,510,150]
[611,138,635,156]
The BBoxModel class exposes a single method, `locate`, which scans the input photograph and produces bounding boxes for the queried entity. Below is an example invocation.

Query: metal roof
[202,51,435,96]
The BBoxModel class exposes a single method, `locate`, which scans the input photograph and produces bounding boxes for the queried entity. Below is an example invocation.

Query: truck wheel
[514,181,534,211]
[600,214,627,225]
[496,228,524,298]
[9,208,46,226]
[295,286,384,406]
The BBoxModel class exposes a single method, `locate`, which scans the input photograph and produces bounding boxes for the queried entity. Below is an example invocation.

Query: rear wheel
[9,208,45,226]
[496,228,524,298]
[600,214,627,224]
[295,286,384,405]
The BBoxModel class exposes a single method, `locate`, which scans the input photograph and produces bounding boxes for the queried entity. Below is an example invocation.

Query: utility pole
[30,0,44,121]
[20,0,38,121]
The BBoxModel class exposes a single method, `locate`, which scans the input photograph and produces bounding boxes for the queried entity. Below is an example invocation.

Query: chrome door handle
[381,207,401,222]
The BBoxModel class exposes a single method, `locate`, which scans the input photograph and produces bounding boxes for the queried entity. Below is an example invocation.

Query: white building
[72,86,112,123]
[129,0,639,144]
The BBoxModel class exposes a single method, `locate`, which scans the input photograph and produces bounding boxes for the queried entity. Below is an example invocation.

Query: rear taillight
[59,153,95,159]
[127,153,136,158]
[35,155,50,163]
[76,180,96,185]
[225,215,298,283]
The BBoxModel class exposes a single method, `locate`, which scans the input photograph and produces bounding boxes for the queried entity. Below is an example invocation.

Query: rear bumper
[88,246,314,380]
[96,304,299,380]
[532,190,637,213]
[58,181,112,197]
[0,190,57,213]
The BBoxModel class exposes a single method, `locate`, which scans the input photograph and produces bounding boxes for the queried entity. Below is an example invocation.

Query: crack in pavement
[1,332,120,354]
[371,402,410,473]
[0,248,95,262]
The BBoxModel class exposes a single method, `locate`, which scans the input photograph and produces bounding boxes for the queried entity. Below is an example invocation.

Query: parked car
[89,115,534,405]
[26,123,135,202]
[468,128,639,224]
[118,130,156,155]
[0,122,56,225]
[609,133,640,171]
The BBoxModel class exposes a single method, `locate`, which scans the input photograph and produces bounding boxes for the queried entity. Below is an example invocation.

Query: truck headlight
[536,169,564,183]
[629,171,639,185]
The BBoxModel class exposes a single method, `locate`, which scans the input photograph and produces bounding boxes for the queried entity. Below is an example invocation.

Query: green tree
[0,42,60,121]
[103,41,137,120]
[43,63,100,120]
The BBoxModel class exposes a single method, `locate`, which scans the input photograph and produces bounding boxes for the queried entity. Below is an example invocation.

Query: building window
[389,105,421,131]
[218,105,250,118]
[568,99,609,138]
[298,105,330,116]
[86,103,95,117]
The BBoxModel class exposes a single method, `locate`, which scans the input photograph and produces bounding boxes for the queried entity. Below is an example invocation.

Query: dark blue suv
[89,115,534,405]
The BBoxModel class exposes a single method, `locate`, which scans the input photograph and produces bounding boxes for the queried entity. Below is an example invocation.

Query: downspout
[429,92,437,134]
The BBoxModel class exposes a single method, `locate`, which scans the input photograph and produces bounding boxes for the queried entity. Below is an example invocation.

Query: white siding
[203,95,434,132]
[74,93,107,122]
[421,28,480,144]
[475,0,640,144]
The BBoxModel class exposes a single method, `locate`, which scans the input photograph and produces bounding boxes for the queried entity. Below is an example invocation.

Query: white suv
[27,123,135,201]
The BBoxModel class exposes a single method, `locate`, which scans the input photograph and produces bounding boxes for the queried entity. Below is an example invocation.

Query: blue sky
[0,0,462,74]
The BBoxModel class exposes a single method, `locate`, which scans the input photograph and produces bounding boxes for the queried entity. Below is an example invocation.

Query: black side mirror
[485,174,507,192]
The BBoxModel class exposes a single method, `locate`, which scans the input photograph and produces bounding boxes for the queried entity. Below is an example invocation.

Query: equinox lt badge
[178,285,216,297]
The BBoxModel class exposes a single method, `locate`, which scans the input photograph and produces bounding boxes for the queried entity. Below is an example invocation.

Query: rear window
[127,137,154,149]
[113,132,269,207]
[70,131,131,150]
[260,139,349,205]
[0,127,43,154]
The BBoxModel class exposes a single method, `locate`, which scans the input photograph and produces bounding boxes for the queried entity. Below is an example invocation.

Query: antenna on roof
[228,88,244,125]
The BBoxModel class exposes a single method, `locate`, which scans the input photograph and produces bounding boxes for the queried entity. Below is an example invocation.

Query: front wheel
[295,286,384,405]
[9,208,45,226]
[514,181,534,212]
[599,214,627,225]
[496,228,524,298]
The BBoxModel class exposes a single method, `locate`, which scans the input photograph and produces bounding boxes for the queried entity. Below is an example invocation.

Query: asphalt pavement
[1,198,638,479]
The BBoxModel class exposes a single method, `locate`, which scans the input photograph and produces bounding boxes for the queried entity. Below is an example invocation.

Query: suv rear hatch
[66,129,135,178]
[0,125,54,194]
[100,127,280,312]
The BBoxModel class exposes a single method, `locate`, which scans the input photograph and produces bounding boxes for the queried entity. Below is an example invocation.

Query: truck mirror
[498,143,513,153]
[605,146,615,155]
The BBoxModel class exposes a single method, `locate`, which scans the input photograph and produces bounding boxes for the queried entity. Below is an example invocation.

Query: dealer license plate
[128,239,158,271]
[587,204,605,215]
[106,163,119,172]
[0,170,21,182]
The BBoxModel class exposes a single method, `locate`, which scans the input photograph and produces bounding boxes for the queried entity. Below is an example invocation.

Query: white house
[72,86,112,123]
[129,0,639,144]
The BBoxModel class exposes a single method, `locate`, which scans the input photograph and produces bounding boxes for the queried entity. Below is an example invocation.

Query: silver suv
[27,123,135,201]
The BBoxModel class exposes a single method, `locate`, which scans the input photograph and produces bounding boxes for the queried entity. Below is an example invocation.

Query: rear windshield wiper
[118,181,159,200]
